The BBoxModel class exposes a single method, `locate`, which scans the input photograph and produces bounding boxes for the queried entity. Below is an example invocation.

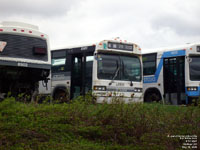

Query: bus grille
[0,34,48,61]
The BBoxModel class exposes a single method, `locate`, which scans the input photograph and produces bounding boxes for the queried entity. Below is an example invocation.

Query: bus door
[71,53,93,99]
[163,56,185,105]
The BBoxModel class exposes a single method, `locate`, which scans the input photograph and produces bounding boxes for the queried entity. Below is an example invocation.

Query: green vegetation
[0,96,199,150]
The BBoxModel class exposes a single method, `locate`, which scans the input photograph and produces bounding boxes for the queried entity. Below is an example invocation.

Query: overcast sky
[1,0,200,51]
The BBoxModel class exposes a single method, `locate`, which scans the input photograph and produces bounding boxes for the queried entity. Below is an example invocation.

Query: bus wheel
[54,90,69,103]
[144,92,161,103]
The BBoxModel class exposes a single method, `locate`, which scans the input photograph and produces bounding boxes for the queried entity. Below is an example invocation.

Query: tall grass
[0,96,199,150]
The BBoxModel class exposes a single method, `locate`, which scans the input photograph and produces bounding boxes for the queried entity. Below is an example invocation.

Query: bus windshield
[189,56,200,81]
[97,54,141,82]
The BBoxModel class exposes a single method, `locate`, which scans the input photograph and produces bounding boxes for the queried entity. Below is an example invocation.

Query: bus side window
[142,53,157,75]
[52,58,67,73]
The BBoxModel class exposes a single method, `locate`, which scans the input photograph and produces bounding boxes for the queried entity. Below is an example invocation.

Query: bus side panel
[143,56,164,102]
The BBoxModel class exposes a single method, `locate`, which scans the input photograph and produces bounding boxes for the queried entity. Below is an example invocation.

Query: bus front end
[186,44,200,104]
[92,40,143,103]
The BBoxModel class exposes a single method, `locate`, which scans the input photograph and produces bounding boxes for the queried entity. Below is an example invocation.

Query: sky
[1,0,200,51]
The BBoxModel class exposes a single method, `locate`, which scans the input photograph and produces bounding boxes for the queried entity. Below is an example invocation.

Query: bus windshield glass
[97,54,141,81]
[189,56,200,81]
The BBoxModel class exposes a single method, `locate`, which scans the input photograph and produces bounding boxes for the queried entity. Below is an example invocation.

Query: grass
[0,96,199,150]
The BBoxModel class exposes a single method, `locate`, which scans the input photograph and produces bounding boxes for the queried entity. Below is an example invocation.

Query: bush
[0,96,199,150]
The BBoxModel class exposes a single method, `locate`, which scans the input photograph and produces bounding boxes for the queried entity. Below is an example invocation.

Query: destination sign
[33,47,47,55]
[107,42,133,51]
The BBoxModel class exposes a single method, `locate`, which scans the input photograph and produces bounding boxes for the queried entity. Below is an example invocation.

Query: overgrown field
[0,97,199,150]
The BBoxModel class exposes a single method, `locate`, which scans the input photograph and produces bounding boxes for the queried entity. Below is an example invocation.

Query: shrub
[0,96,199,150]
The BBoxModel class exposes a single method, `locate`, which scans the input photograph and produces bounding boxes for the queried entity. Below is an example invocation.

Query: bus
[51,39,143,103]
[0,21,51,101]
[142,43,200,105]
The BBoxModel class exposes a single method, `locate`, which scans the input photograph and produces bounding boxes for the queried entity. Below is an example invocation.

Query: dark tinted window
[0,34,48,61]
[189,56,200,81]
[51,51,66,73]
[142,53,157,75]
[97,54,141,81]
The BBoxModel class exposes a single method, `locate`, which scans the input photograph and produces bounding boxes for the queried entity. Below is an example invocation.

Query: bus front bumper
[95,96,143,104]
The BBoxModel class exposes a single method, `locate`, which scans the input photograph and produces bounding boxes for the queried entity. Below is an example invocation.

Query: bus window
[85,56,94,92]
[52,58,66,73]
[189,56,200,81]
[121,56,141,82]
[98,54,119,80]
[142,53,157,75]
[97,54,141,82]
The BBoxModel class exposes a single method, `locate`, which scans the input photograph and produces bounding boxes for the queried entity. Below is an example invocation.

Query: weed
[0,96,199,150]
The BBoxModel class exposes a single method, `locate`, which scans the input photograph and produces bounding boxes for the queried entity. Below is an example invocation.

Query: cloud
[150,0,200,37]
[0,0,81,18]
[47,0,200,49]
[152,13,200,37]
[1,0,200,50]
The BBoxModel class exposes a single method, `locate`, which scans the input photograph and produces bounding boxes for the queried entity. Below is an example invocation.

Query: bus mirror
[186,56,192,63]
[188,58,192,63]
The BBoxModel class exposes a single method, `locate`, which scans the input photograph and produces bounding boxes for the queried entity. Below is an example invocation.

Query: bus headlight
[93,86,106,91]
[187,87,198,91]
[134,88,143,93]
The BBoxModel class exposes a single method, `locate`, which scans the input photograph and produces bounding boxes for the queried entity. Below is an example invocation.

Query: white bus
[51,39,143,103]
[142,43,200,105]
[0,21,51,100]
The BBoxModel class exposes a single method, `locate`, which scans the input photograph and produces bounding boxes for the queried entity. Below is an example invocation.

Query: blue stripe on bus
[185,87,200,104]
[143,49,186,84]
[162,50,186,58]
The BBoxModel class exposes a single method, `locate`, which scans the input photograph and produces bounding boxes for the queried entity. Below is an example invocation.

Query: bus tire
[144,89,162,103]
[54,89,69,103]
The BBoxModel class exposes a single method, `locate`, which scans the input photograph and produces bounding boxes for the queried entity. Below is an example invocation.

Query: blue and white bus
[51,39,143,103]
[142,43,200,105]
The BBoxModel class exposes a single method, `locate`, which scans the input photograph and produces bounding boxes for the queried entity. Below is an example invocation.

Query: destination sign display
[107,42,133,51]
[33,47,47,55]
[108,42,133,51]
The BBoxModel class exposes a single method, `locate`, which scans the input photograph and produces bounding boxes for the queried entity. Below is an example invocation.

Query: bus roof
[0,21,39,31]
[142,42,200,54]
[52,43,95,51]
[52,39,139,51]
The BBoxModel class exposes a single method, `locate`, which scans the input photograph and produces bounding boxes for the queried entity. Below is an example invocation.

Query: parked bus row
[1,21,200,105]
[51,41,200,105]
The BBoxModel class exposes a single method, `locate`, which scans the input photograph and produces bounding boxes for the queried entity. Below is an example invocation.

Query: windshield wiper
[109,66,120,85]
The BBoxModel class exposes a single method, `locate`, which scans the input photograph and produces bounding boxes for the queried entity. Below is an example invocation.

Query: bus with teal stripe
[142,43,200,105]
[51,39,143,103]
